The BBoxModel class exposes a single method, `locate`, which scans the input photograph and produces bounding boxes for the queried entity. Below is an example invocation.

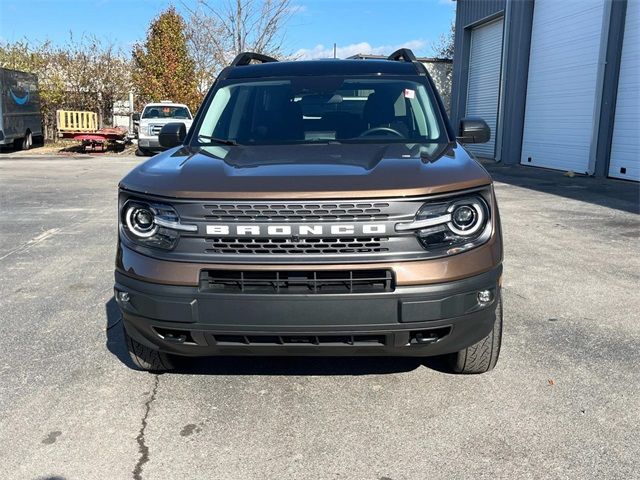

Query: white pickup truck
[137,101,193,156]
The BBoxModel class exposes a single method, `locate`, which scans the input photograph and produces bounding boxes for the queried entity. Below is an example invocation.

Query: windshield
[142,105,192,119]
[195,76,445,145]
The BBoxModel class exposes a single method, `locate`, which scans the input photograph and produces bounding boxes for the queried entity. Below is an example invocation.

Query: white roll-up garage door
[465,17,504,159]
[609,0,640,181]
[521,0,606,173]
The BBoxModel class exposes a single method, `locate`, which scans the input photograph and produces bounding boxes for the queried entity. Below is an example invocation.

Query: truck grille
[205,237,389,255]
[204,202,390,222]
[150,124,163,135]
[160,197,429,263]
[199,269,395,294]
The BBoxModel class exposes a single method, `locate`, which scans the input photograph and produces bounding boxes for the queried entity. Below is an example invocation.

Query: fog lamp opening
[477,289,493,304]
[117,291,130,303]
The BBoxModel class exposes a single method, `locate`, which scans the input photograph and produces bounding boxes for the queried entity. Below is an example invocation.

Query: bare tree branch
[183,0,293,94]
[431,19,455,59]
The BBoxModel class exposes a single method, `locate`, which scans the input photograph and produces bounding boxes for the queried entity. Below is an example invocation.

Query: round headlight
[452,205,476,229]
[125,205,158,238]
[447,201,485,236]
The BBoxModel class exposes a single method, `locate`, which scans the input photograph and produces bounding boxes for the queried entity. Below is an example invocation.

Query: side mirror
[457,117,490,144]
[131,112,140,121]
[159,122,186,148]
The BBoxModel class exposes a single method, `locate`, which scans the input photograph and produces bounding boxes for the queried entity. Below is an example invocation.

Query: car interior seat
[362,92,410,137]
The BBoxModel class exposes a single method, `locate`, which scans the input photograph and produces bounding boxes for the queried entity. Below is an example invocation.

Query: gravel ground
[0,154,638,480]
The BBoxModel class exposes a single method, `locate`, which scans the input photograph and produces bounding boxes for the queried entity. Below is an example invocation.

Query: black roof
[224,59,425,79]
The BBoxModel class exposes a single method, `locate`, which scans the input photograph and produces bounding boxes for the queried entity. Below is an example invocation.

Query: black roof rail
[230,52,279,67]
[387,48,418,63]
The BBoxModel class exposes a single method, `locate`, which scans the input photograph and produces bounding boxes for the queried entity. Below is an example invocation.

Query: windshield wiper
[197,135,239,146]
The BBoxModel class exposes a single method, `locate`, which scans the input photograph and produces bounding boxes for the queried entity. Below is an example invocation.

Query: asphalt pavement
[0,154,639,480]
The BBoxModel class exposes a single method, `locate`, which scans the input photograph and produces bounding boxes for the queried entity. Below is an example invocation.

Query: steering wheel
[358,126,404,138]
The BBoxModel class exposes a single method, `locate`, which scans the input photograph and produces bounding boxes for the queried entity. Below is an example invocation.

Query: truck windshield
[142,106,191,119]
[195,76,445,145]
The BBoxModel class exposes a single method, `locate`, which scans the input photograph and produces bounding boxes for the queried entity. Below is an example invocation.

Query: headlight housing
[120,199,196,250]
[396,191,492,256]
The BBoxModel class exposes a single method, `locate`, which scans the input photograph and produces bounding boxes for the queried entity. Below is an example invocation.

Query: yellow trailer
[56,110,98,134]
[56,109,126,151]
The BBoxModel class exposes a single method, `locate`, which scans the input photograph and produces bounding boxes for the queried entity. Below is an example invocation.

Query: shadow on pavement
[105,297,451,376]
[172,354,448,376]
[105,296,138,370]
[484,162,640,214]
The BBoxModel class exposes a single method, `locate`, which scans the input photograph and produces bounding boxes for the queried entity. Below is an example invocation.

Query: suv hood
[120,142,491,199]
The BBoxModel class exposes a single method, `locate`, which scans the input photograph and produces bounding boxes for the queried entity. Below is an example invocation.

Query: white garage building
[451,0,639,182]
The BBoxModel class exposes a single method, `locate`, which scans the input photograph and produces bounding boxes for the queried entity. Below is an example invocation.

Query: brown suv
[115,49,503,374]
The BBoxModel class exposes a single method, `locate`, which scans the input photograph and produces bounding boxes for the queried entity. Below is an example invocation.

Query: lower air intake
[212,334,386,346]
[200,269,395,294]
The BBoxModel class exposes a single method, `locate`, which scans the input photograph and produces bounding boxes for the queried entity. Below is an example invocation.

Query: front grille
[204,202,391,222]
[199,269,395,294]
[205,237,389,255]
[162,196,430,263]
[150,124,163,135]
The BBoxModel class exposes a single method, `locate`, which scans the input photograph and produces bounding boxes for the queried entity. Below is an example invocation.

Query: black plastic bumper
[115,265,501,357]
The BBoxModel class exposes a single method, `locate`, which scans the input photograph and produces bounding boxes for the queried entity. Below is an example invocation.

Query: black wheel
[135,147,151,156]
[450,296,502,374]
[33,135,44,147]
[123,324,175,372]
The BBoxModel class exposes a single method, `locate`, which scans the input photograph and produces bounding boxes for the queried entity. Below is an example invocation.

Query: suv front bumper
[115,265,501,357]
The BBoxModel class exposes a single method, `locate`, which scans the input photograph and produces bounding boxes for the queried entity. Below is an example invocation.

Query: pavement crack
[502,286,527,300]
[0,227,60,261]
[133,374,159,480]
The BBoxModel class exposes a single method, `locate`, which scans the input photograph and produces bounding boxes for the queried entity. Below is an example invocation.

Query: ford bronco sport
[115,49,503,374]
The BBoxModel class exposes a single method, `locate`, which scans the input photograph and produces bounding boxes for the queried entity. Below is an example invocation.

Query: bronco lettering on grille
[206,224,387,236]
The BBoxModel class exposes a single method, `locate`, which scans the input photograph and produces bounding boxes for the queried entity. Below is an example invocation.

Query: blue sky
[0,0,455,58]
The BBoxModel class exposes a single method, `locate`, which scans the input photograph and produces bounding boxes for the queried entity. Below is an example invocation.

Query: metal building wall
[451,0,534,165]
[453,0,633,177]
[450,0,506,127]
[465,18,505,158]
[595,0,630,178]
[498,0,534,164]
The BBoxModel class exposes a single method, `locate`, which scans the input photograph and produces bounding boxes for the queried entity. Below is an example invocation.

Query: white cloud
[288,4,308,13]
[294,39,427,60]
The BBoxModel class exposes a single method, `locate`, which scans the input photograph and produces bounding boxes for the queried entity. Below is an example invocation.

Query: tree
[59,34,132,124]
[184,0,294,94]
[90,40,133,127]
[185,9,224,97]
[132,7,200,111]
[432,19,455,59]
[0,36,131,138]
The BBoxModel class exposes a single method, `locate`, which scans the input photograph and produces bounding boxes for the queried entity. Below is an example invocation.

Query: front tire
[124,324,175,372]
[135,147,151,156]
[450,296,503,374]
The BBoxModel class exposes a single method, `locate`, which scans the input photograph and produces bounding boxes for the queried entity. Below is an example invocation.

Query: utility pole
[333,43,337,59]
